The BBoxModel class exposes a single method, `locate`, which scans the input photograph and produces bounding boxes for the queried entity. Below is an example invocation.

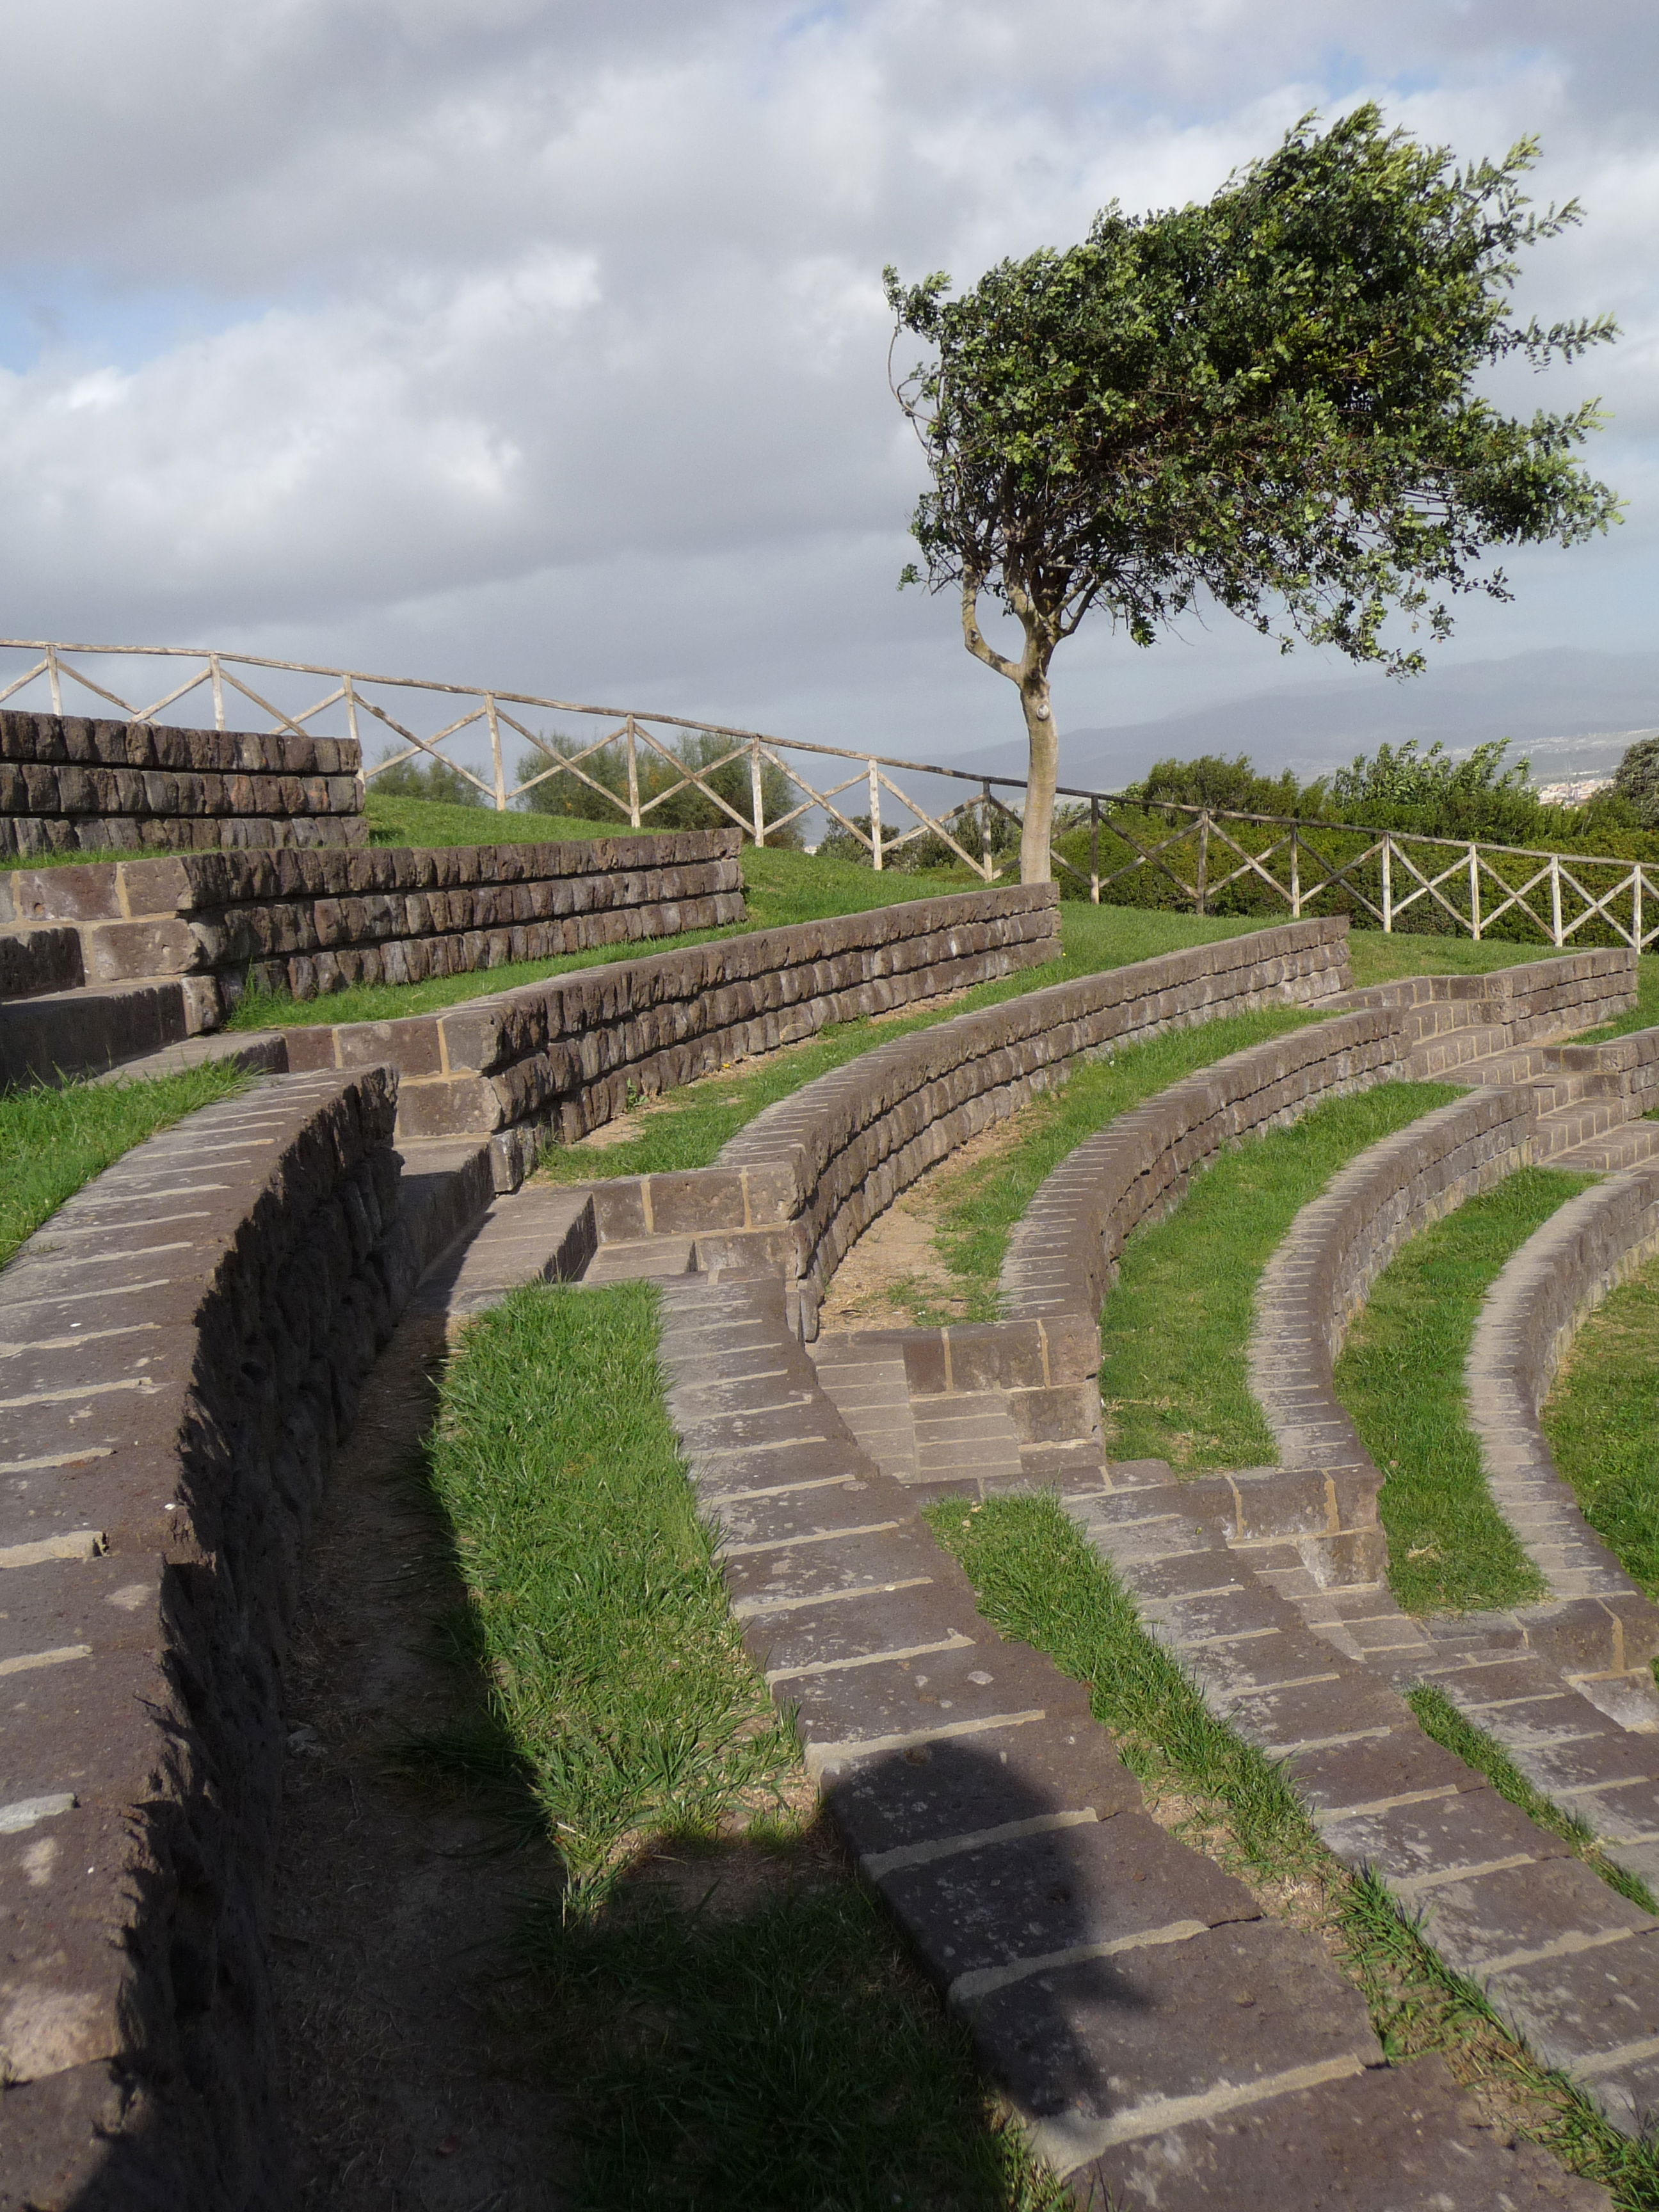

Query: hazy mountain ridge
[943,648,1659,792]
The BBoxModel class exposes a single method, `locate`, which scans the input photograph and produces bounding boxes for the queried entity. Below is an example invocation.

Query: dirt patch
[269,1314,573,2211]
[816,1112,1030,1331]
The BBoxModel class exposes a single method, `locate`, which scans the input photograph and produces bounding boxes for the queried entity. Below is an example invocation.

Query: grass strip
[419,1279,1062,2209]
[928,1490,1659,2211]
[1406,1684,1658,1913]
[0,1060,251,1266]
[424,1281,794,1898]
[1099,1081,1463,1471]
[1543,1256,1659,1600]
[1333,1168,1592,1614]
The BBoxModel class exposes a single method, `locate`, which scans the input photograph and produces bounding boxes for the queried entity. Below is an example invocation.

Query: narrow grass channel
[928,1491,1659,2211]
[1333,1168,1593,1614]
[420,1281,1063,2209]
[0,1059,251,1265]
[1405,1683,1658,1913]
[1543,1256,1659,1601]
[1096,1082,1463,1470]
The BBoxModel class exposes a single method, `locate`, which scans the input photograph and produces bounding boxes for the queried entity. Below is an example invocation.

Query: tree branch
[961,580,1020,682]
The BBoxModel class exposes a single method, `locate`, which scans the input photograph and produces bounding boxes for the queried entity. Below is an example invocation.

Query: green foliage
[1330,736,1546,840]
[1614,735,1659,830]
[816,801,1020,872]
[1132,753,1327,818]
[889,106,1617,671]
[515,729,803,846]
[365,788,604,849]
[427,1283,793,1900]
[367,747,485,806]
[543,1887,1062,2211]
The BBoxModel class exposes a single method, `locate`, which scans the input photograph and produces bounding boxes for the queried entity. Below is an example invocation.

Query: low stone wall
[284,884,1062,1173]
[998,1006,1403,1328]
[0,828,744,1013]
[0,709,365,856]
[0,977,212,1088]
[1328,946,1637,1052]
[0,1070,417,2208]
[1249,1087,1537,1486]
[1467,1164,1659,1607]
[723,917,1352,1329]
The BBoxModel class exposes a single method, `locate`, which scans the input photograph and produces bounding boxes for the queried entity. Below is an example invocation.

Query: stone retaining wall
[998,1006,1404,1327]
[0,828,745,1012]
[722,917,1352,1329]
[1328,947,1637,1048]
[283,884,1062,1173]
[1249,1087,1538,1486]
[0,1070,416,2209]
[0,709,365,856]
[1466,1164,1659,1607]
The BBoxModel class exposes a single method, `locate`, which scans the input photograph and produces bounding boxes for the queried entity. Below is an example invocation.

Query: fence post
[980,782,993,881]
[1195,812,1210,915]
[750,737,765,847]
[343,674,360,764]
[211,653,225,732]
[1637,866,1646,954]
[1550,854,1563,949]
[625,716,641,828]
[486,696,506,810]
[1089,796,1101,905]
[1289,831,1301,919]
[1381,837,1393,933]
[1468,845,1482,941]
[46,643,60,717]
[869,757,882,871]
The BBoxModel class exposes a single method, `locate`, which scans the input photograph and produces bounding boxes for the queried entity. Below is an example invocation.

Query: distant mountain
[945,648,1659,792]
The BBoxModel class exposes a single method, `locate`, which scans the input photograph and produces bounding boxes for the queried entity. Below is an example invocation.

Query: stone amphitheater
[8,703,1659,2209]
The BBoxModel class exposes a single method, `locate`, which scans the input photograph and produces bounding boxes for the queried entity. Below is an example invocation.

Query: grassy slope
[422,1281,1061,2210]
[1098,1082,1461,1470]
[1334,1169,1591,1614]
[0,1060,251,1266]
[1543,1259,1659,1599]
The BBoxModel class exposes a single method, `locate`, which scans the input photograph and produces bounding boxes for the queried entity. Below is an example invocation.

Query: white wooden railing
[1,637,1653,951]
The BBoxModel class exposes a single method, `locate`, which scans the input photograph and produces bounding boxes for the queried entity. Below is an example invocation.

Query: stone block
[1084,2051,1612,2209]
[961,1918,1378,2170]
[879,1806,1258,1989]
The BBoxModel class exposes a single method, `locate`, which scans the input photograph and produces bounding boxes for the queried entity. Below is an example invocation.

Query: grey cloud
[0,0,1652,767]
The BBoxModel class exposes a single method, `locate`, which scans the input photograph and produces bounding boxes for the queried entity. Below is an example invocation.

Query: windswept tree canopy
[886,106,1620,883]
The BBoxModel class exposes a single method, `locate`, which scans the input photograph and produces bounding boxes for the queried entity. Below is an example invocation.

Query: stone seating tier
[0,825,746,1009]
[0,707,365,855]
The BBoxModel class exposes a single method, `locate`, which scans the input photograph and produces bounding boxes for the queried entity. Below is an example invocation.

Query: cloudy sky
[3,1,1655,781]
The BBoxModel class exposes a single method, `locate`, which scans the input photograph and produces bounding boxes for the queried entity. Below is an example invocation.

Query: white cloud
[0,0,1653,764]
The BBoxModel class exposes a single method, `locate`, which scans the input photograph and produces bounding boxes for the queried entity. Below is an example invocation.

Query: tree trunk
[1018,666,1059,885]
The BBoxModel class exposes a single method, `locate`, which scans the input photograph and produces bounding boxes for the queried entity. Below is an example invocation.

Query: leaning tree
[885,105,1619,884]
